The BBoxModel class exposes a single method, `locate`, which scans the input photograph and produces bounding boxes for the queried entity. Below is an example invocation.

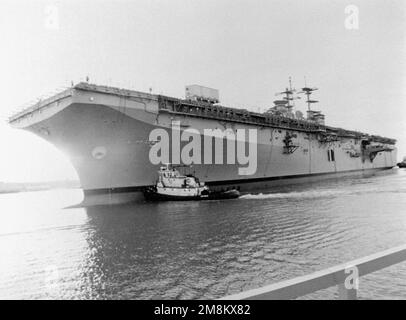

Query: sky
[0,0,405,182]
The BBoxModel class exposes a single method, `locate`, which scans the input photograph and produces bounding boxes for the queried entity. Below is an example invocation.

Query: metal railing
[220,244,406,300]
[157,95,396,145]
[8,86,72,123]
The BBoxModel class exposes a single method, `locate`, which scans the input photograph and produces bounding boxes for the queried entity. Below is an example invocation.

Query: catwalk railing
[220,244,406,300]
[158,95,396,145]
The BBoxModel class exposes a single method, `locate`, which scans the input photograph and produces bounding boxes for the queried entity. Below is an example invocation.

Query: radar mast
[275,77,301,110]
[298,79,324,124]
[299,77,319,111]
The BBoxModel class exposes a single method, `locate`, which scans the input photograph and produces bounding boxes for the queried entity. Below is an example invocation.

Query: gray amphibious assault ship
[9,80,397,205]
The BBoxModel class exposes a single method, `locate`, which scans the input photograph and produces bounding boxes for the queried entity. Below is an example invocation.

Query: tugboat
[143,164,240,201]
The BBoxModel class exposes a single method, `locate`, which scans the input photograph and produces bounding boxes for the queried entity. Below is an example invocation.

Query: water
[1,169,406,299]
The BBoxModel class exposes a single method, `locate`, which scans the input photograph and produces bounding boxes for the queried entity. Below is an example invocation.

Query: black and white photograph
[0,0,405,305]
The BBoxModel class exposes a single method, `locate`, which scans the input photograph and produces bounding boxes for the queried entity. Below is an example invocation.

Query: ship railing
[74,82,157,100]
[8,86,73,123]
[159,96,324,133]
[220,244,406,300]
[157,95,396,144]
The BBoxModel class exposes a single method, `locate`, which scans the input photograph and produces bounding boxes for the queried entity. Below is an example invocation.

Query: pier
[220,244,406,300]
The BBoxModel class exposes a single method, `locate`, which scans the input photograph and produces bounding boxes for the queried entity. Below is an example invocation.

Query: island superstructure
[8,81,397,204]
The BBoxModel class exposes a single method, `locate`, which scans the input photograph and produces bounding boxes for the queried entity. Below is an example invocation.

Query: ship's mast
[275,77,300,110]
[299,80,319,111]
[298,81,325,124]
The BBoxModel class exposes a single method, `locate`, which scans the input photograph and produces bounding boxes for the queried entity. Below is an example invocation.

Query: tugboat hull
[143,189,203,201]
[207,189,240,200]
[143,186,240,201]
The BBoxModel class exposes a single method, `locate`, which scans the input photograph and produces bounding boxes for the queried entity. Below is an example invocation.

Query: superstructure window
[327,149,335,162]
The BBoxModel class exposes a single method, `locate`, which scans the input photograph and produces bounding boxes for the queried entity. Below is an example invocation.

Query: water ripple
[1,169,406,299]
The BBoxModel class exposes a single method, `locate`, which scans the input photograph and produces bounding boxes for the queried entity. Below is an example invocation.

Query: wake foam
[240,189,350,200]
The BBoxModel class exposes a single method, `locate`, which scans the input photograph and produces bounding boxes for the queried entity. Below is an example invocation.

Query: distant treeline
[0,180,80,194]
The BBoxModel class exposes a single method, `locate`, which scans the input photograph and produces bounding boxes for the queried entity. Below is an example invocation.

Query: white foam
[240,189,349,200]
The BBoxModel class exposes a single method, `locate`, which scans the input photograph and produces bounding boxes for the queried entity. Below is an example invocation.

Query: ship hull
[9,84,397,205]
[84,166,395,205]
